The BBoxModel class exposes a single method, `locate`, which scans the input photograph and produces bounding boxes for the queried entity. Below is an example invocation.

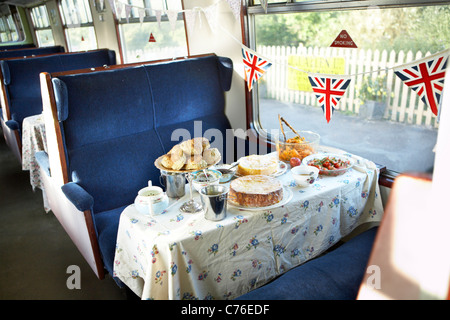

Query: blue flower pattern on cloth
[113,150,383,300]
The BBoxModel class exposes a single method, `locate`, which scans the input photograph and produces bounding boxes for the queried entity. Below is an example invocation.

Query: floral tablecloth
[22,114,50,212]
[113,151,383,300]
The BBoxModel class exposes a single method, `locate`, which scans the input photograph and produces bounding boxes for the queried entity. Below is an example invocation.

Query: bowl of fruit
[276,130,320,165]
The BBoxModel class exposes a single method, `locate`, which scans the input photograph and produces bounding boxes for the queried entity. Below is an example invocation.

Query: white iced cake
[236,154,278,176]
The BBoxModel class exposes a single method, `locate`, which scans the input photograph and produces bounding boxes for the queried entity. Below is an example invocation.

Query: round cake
[229,175,283,208]
[236,154,278,176]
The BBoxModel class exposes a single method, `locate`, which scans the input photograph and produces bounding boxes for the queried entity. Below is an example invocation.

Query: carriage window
[30,5,55,47]
[6,14,19,41]
[0,16,10,42]
[0,4,25,43]
[248,1,450,173]
[59,0,97,51]
[116,0,188,63]
[0,14,18,42]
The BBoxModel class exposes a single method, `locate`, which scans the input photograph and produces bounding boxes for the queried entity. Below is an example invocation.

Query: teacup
[135,186,169,215]
[291,165,319,188]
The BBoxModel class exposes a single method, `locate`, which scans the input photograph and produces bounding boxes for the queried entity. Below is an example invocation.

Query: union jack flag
[242,46,272,92]
[308,74,351,123]
[394,49,449,116]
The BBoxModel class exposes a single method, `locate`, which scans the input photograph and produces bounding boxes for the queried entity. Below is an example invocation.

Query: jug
[199,185,229,221]
[160,170,186,198]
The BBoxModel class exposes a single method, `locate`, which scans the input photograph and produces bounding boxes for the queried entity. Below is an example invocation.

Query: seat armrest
[5,119,19,130]
[35,151,51,177]
[61,182,94,212]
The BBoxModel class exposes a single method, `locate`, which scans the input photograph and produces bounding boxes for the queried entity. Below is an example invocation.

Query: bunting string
[221,23,448,122]
[108,0,447,78]
[108,0,232,26]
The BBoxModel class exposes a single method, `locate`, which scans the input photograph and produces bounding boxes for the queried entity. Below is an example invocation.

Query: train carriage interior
[0,0,450,304]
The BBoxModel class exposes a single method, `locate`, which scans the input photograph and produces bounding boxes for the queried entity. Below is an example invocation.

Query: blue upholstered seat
[0,45,64,59]
[0,43,35,51]
[236,227,378,300]
[93,205,128,278]
[48,55,233,281]
[0,49,116,163]
[1,49,116,134]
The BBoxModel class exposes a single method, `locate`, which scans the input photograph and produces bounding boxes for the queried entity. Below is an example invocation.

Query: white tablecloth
[22,114,50,212]
[113,151,383,300]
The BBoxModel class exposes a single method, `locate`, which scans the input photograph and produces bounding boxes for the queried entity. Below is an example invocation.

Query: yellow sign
[288,56,346,92]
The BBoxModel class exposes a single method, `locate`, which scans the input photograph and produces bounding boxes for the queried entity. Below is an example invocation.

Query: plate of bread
[155,137,221,173]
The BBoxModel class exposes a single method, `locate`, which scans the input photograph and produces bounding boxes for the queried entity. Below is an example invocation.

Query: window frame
[116,0,188,63]
[245,0,450,180]
[29,4,55,47]
[0,5,26,44]
[59,0,98,51]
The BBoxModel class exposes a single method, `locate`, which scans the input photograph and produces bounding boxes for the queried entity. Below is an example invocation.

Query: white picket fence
[258,45,439,128]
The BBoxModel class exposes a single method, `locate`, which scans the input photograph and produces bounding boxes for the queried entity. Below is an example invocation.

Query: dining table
[113,148,384,300]
[21,114,50,212]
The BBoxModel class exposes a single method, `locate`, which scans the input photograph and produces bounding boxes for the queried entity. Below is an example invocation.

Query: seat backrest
[0,49,116,131]
[146,55,233,152]
[0,43,35,51]
[0,45,64,59]
[47,54,232,213]
[55,66,160,213]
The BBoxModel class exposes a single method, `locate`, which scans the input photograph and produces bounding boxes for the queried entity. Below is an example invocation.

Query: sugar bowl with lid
[135,183,169,215]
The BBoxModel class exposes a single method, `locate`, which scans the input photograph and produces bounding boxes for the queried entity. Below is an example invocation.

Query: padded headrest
[108,50,116,65]
[52,78,68,121]
[217,56,233,91]
[1,60,10,85]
